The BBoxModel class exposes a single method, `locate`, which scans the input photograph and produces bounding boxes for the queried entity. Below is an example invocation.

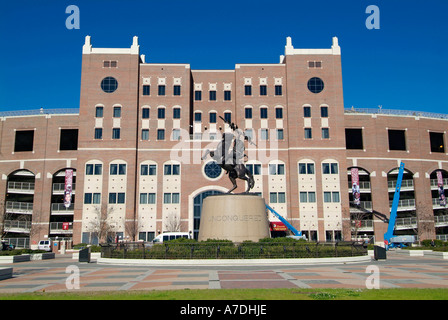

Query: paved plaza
[0,252,447,293]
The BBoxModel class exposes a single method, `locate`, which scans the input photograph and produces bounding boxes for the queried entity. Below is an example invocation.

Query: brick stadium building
[1,36,447,248]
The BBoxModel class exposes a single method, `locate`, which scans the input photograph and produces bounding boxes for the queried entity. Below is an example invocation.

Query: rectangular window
[321,106,328,117]
[14,130,34,152]
[194,112,202,122]
[94,164,102,175]
[277,129,284,140]
[194,91,202,101]
[158,108,165,119]
[275,108,283,119]
[260,108,268,119]
[109,193,117,204]
[224,90,231,101]
[95,106,103,118]
[300,192,308,203]
[140,193,148,204]
[110,164,118,175]
[332,192,340,203]
[148,193,156,204]
[85,164,93,175]
[142,129,149,140]
[324,192,332,203]
[158,85,165,96]
[304,128,312,139]
[140,164,148,176]
[430,132,445,153]
[94,128,103,140]
[172,193,180,204]
[157,129,165,140]
[299,163,314,174]
[345,129,364,150]
[322,128,330,139]
[148,165,156,175]
[269,192,277,203]
[59,129,78,151]
[142,108,150,119]
[209,91,216,101]
[388,129,407,151]
[209,112,217,123]
[172,129,181,141]
[143,85,150,96]
[308,192,316,203]
[245,108,252,119]
[113,106,121,118]
[84,193,92,204]
[112,128,120,139]
[173,85,181,96]
[244,85,252,96]
[224,112,231,123]
[244,129,253,141]
[269,164,284,175]
[93,193,101,204]
[260,85,267,96]
[275,85,282,96]
[278,192,286,203]
[173,108,181,119]
[117,193,125,204]
[303,106,311,118]
[261,129,268,141]
[163,193,171,204]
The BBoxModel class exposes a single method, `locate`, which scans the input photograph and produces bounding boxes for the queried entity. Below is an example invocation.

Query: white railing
[395,217,417,229]
[7,181,35,193]
[51,203,75,214]
[344,107,448,120]
[0,108,79,118]
[349,201,373,211]
[6,201,33,214]
[351,220,374,230]
[436,234,448,241]
[49,222,73,233]
[3,220,32,231]
[432,198,448,208]
[435,215,448,227]
[389,199,415,209]
[348,181,371,190]
[430,178,448,188]
[52,183,76,193]
[388,179,414,189]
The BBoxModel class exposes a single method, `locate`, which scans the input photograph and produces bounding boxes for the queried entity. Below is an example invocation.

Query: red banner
[351,167,361,205]
[64,169,73,208]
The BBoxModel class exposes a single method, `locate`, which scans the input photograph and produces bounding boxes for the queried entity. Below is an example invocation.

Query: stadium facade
[1,36,447,248]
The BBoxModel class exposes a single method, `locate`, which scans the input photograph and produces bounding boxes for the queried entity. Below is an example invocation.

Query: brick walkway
[0,252,447,293]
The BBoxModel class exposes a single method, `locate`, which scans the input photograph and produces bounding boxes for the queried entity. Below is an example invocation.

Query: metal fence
[100,241,367,260]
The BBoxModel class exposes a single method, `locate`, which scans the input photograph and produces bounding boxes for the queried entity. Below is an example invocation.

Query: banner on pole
[351,167,361,205]
[64,169,73,208]
[437,170,446,207]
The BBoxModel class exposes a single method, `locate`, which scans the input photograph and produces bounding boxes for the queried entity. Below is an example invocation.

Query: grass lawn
[0,288,447,300]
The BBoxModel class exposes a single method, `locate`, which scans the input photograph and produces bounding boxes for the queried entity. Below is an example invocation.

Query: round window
[204,161,222,179]
[101,77,118,93]
[307,77,324,94]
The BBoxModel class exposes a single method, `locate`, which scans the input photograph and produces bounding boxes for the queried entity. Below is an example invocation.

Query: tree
[164,212,181,232]
[87,204,116,243]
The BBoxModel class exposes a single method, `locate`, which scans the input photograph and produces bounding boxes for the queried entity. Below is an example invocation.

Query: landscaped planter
[30,252,55,260]
[0,254,30,263]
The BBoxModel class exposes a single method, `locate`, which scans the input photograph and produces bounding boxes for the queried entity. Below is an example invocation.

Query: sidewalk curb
[97,255,372,266]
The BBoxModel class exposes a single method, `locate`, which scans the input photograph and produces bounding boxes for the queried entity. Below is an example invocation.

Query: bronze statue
[202,117,255,193]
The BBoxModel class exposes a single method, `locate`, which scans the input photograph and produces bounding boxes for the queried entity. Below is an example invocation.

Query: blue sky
[0,0,447,113]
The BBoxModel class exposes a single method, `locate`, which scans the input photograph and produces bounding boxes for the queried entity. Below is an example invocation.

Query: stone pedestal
[198,194,270,242]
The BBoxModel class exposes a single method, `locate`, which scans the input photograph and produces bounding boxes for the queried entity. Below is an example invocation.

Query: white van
[37,240,52,252]
[152,232,192,243]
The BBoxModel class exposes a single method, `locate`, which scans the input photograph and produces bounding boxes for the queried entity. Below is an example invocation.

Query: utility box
[374,245,387,260]
[78,247,91,263]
